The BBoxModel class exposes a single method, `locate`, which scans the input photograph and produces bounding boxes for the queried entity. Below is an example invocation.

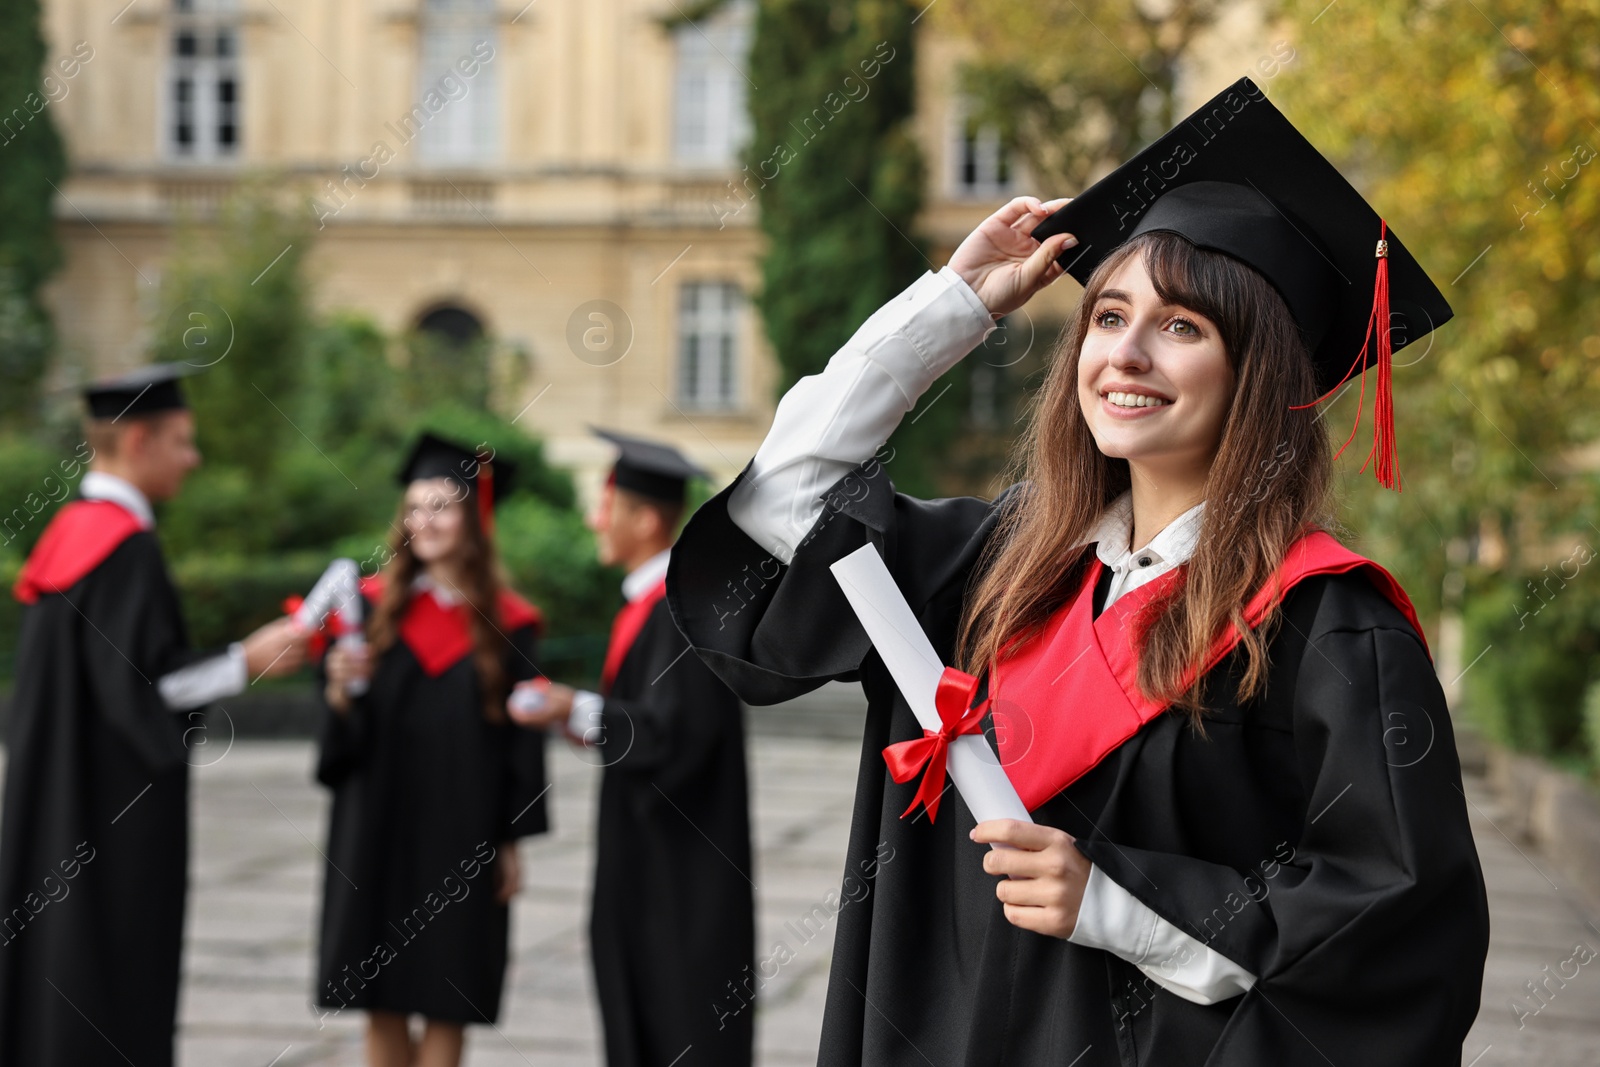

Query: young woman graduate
[313,433,550,1067]
[665,78,1490,1067]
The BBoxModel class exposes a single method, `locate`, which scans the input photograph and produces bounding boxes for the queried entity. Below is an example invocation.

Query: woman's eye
[1169,317,1199,336]
[1095,310,1124,328]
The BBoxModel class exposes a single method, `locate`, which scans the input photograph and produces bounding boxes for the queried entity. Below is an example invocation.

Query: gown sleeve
[501,622,550,839]
[313,660,370,788]
[1075,578,1490,1061]
[666,271,1004,706]
[77,533,196,773]
[580,603,738,781]
[727,265,996,564]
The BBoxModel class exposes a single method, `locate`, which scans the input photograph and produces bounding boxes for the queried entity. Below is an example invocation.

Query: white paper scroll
[830,543,1032,826]
[295,558,369,696]
[294,558,361,631]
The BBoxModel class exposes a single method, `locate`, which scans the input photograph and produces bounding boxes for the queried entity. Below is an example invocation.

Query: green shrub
[173,552,332,652]
[495,494,618,686]
[1462,569,1600,761]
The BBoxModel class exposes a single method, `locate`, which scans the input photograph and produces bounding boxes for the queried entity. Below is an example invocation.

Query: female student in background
[666,81,1489,1066]
[315,433,550,1067]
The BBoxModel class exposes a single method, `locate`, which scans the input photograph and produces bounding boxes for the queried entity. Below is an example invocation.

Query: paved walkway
[177,723,860,1067]
[3,691,1599,1065]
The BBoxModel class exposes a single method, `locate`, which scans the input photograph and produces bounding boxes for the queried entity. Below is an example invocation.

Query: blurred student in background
[510,429,754,1067]
[0,363,307,1067]
[314,433,550,1067]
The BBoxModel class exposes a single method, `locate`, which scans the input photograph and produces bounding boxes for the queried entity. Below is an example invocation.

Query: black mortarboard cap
[397,432,517,533]
[592,427,708,504]
[83,362,199,420]
[1029,77,1452,489]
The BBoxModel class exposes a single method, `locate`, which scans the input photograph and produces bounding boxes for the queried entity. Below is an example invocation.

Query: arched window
[411,305,490,408]
[417,305,485,347]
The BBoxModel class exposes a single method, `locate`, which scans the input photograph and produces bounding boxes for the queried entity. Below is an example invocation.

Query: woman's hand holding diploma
[948,196,1078,317]
[324,641,372,714]
[972,820,1091,939]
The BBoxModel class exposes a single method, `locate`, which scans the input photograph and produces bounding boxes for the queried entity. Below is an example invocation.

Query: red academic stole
[361,575,543,677]
[600,578,667,695]
[13,500,146,604]
[989,530,1429,813]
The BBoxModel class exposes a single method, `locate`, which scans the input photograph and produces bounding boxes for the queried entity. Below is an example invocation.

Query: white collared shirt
[567,548,674,742]
[79,469,249,711]
[79,470,156,530]
[1086,490,1207,607]
[725,267,1254,1006]
[622,548,672,601]
[411,570,462,606]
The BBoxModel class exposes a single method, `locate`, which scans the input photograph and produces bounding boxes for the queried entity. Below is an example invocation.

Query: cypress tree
[0,0,68,419]
[746,0,970,494]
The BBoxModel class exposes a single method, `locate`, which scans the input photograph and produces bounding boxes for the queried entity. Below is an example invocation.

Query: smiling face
[403,477,469,564]
[1077,253,1237,485]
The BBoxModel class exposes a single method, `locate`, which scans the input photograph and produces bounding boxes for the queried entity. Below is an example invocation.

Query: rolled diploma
[830,543,1032,826]
[295,558,360,631]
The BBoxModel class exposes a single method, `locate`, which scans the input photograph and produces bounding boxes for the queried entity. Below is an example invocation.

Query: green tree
[745,0,924,386]
[742,0,965,490]
[935,0,1243,191]
[150,190,313,477]
[1276,0,1600,761]
[0,0,69,419]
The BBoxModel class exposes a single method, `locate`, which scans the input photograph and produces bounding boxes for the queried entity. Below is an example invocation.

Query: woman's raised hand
[948,196,1077,319]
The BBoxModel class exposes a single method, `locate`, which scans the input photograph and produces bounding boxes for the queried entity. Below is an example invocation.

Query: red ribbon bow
[881,667,990,823]
[281,595,331,661]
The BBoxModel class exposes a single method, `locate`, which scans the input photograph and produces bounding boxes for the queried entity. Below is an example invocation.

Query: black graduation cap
[1029,77,1452,489]
[591,427,708,504]
[397,432,517,534]
[83,362,200,420]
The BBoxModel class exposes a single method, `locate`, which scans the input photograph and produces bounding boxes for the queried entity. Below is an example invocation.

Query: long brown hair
[957,231,1335,722]
[367,485,510,723]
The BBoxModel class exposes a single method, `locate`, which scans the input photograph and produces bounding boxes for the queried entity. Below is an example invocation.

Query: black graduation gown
[0,528,200,1067]
[313,589,550,1025]
[665,459,1491,1067]
[587,592,755,1067]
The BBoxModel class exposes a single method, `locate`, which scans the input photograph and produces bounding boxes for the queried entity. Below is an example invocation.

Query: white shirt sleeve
[157,643,248,711]
[724,265,1254,1005]
[1069,864,1257,1005]
[727,265,997,564]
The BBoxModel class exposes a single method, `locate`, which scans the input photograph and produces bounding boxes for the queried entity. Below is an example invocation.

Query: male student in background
[509,429,754,1067]
[0,363,308,1067]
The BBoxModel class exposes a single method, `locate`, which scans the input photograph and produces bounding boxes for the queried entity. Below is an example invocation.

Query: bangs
[1085,231,1294,362]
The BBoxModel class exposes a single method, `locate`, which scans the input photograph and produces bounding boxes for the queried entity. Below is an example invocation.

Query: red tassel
[477,453,495,539]
[1289,220,1400,490]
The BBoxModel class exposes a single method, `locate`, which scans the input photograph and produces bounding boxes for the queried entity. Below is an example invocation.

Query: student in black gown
[0,363,308,1067]
[509,429,754,1067]
[666,80,1490,1066]
[313,433,550,1067]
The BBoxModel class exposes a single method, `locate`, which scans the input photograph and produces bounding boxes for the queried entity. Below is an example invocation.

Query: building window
[672,0,753,167]
[168,0,241,162]
[678,282,742,411]
[950,98,1014,198]
[414,0,498,166]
